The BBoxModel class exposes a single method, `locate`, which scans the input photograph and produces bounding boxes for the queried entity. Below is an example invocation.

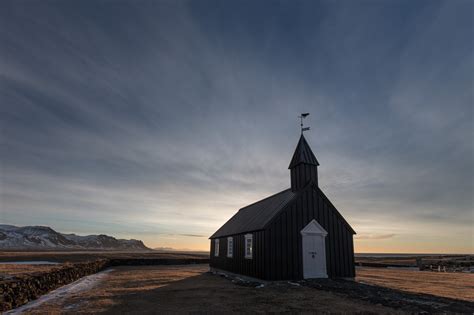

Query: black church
[209,126,356,280]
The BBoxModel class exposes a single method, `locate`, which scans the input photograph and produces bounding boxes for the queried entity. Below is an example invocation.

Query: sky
[0,0,472,253]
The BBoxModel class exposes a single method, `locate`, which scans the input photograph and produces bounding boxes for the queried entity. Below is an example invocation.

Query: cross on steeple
[289,114,319,191]
[299,113,310,135]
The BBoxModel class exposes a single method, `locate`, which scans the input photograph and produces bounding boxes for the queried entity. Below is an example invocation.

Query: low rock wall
[0,259,109,312]
[0,258,209,312]
[108,258,209,266]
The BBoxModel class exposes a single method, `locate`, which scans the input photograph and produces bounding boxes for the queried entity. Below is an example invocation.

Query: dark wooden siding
[209,230,265,279]
[264,187,355,280]
[290,163,318,191]
[210,186,355,280]
[210,133,355,280]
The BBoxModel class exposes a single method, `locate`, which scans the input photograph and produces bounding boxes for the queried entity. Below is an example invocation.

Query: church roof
[288,134,319,169]
[210,134,355,239]
[209,184,355,239]
[210,188,298,239]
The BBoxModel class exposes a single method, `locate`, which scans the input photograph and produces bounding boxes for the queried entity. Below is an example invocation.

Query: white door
[301,220,328,279]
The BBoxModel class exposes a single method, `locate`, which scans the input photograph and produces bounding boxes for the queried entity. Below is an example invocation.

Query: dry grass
[0,264,62,278]
[18,265,401,314]
[0,251,208,263]
[355,254,472,268]
[6,262,473,313]
[356,267,474,302]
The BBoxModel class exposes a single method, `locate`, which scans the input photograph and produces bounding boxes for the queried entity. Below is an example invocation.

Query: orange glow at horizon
[140,236,473,254]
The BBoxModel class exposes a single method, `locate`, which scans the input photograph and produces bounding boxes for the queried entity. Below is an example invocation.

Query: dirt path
[13,265,399,314]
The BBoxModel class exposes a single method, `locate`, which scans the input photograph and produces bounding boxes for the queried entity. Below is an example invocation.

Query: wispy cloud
[355,234,396,240]
[0,0,472,252]
[167,234,208,238]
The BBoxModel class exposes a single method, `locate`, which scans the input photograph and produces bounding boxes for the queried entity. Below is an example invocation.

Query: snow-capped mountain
[0,225,150,251]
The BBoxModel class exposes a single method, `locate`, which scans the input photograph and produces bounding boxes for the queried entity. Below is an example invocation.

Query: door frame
[301,219,328,279]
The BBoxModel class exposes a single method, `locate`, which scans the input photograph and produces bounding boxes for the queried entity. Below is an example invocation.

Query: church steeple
[289,134,319,191]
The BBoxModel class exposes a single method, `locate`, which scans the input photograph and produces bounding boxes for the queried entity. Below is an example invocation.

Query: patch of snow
[288,282,301,286]
[5,268,114,314]
[0,225,149,250]
[0,224,18,231]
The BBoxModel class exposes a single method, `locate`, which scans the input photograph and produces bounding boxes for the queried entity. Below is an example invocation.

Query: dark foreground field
[357,267,473,302]
[2,252,473,314]
[7,265,396,314]
[6,264,474,314]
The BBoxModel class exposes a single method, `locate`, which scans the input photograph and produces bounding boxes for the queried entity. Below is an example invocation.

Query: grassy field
[0,264,60,278]
[355,254,472,271]
[0,250,208,263]
[6,264,473,314]
[10,265,400,314]
[2,252,473,313]
[356,267,474,302]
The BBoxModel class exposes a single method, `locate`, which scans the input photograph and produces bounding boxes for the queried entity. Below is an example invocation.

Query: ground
[0,264,60,278]
[355,254,472,272]
[9,265,399,314]
[2,252,473,314]
[356,267,474,302]
[0,250,207,263]
[7,264,474,314]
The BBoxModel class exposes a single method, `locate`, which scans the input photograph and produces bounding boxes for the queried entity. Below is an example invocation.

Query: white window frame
[214,239,219,256]
[227,237,233,258]
[244,234,253,259]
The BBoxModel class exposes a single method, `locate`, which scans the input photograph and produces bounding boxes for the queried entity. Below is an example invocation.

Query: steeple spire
[289,134,319,191]
[288,134,319,169]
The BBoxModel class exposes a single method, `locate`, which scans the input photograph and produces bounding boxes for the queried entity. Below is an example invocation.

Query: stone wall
[0,258,210,312]
[0,259,109,312]
[108,258,209,266]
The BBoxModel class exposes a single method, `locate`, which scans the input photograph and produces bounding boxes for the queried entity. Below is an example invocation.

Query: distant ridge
[153,247,208,254]
[0,224,150,251]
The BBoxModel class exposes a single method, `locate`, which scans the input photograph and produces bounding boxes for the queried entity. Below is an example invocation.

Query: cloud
[0,0,472,252]
[168,234,208,238]
[355,234,397,240]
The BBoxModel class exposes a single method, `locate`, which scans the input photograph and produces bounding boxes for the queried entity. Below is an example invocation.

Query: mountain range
[0,225,150,251]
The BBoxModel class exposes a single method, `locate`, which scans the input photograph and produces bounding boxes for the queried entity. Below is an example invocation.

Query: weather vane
[298,113,310,134]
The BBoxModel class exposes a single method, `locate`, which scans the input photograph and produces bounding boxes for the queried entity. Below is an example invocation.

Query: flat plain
[2,252,473,314]
[0,250,208,263]
[356,267,474,302]
[4,264,473,314]
[9,265,401,314]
